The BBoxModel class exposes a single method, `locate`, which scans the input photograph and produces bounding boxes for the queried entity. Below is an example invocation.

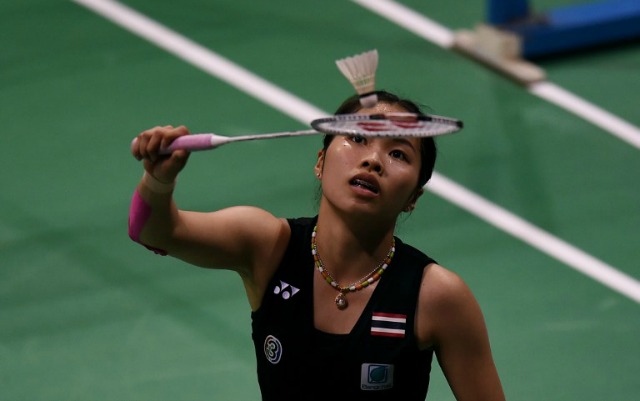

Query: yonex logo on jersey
[273,280,300,300]
[264,335,283,364]
[360,363,394,390]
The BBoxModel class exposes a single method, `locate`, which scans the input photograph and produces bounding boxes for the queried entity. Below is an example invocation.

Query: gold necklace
[311,225,395,310]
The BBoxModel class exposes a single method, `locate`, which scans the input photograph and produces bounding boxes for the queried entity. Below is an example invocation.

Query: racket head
[310,112,463,138]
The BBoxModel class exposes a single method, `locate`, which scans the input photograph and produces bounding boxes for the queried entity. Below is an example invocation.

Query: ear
[314,149,325,179]
[404,188,424,212]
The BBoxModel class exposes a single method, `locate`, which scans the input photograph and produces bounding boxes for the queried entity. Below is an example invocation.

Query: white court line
[351,0,455,48]
[72,0,326,124]
[530,82,640,149]
[352,0,640,150]
[428,174,640,303]
[73,0,640,303]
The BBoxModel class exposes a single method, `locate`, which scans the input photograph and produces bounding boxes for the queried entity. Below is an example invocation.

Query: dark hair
[322,90,437,188]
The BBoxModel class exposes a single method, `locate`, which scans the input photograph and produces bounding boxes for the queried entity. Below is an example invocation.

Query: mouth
[350,175,380,194]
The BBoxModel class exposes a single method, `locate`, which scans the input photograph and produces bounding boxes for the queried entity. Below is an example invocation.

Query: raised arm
[129,126,290,307]
[417,264,506,401]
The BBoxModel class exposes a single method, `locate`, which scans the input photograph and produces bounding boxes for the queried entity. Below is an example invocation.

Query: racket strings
[311,112,463,138]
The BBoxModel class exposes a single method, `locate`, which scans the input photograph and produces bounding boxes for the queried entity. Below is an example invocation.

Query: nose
[361,150,384,174]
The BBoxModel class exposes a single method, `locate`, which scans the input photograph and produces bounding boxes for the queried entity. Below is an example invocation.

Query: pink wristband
[128,190,168,255]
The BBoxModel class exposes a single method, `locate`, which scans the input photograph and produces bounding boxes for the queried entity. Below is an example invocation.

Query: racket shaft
[160,129,319,154]
[226,129,318,142]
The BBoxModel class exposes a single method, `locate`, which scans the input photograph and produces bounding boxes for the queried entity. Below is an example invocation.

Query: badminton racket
[136,112,463,154]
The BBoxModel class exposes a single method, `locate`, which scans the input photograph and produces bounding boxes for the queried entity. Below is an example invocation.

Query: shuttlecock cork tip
[335,49,379,107]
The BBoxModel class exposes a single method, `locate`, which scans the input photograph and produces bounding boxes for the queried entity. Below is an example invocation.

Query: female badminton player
[129,90,505,401]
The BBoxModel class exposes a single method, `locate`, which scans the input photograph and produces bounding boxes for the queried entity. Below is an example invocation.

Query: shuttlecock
[335,49,379,107]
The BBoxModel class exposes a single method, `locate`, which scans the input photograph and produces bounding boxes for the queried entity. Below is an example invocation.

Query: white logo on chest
[273,280,300,300]
[264,335,283,364]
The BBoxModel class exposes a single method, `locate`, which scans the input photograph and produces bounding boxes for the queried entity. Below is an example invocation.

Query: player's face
[315,103,423,221]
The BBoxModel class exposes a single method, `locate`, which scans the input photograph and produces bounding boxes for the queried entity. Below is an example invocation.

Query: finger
[133,131,152,160]
[135,127,164,161]
[131,135,143,160]
[160,125,191,151]
[170,148,191,167]
[146,132,164,162]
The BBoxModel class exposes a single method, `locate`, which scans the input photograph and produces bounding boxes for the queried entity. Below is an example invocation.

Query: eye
[350,135,366,144]
[390,149,407,161]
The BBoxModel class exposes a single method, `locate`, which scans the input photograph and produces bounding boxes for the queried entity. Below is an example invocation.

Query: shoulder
[205,206,291,248]
[416,263,484,349]
[225,206,292,263]
[421,264,473,302]
[419,264,478,321]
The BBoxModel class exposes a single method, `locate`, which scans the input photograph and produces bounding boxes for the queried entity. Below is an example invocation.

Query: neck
[315,204,396,280]
[317,197,397,242]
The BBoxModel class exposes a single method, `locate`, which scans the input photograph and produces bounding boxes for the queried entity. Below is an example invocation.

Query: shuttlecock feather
[335,49,379,107]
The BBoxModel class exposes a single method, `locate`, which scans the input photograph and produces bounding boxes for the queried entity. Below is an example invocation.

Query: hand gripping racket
[136,112,463,155]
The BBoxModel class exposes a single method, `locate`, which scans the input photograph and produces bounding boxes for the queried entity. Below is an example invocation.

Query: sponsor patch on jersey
[361,363,394,390]
[263,335,283,364]
[370,312,407,338]
[273,280,300,300]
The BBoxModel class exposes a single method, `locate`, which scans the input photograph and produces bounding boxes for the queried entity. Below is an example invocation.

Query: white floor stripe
[352,0,454,48]
[428,174,640,303]
[72,0,326,124]
[352,0,640,150]
[74,0,640,303]
[530,82,640,149]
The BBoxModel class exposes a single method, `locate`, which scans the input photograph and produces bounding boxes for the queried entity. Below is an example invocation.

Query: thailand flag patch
[370,312,407,338]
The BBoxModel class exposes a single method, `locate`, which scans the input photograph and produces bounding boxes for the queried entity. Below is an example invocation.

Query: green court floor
[2,1,639,400]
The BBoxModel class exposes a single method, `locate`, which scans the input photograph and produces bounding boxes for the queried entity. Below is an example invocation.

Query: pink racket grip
[160,134,218,154]
[130,134,223,155]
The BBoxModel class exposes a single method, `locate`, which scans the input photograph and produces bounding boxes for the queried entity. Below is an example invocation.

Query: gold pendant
[335,293,348,310]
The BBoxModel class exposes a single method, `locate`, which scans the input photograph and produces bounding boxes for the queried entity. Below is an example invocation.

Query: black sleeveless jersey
[251,217,435,401]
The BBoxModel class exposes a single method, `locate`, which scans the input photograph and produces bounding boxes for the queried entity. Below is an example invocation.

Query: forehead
[355,102,422,151]
[356,102,407,115]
